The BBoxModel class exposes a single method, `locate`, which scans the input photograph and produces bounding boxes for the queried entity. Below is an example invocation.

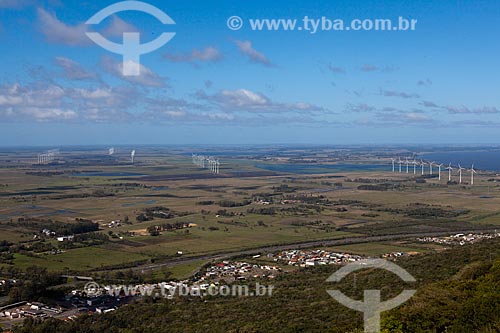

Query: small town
[271,249,364,266]
[417,232,500,246]
[195,260,281,283]
[0,249,371,328]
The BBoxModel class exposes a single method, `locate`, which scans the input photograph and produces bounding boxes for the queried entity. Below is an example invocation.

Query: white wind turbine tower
[391,158,395,173]
[420,160,425,175]
[412,160,417,174]
[429,161,435,175]
[398,158,402,173]
[446,163,453,182]
[471,164,477,185]
[405,157,410,173]
[131,150,136,163]
[458,164,464,184]
[437,163,443,181]
[108,147,114,155]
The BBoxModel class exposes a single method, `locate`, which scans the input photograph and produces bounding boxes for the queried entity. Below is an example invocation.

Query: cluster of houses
[382,251,417,259]
[417,232,500,246]
[36,219,122,243]
[0,302,61,320]
[56,235,74,242]
[36,229,74,243]
[66,292,124,314]
[41,229,56,237]
[256,200,271,205]
[107,220,121,228]
[195,261,281,283]
[270,249,364,267]
[0,245,424,327]
[0,279,16,286]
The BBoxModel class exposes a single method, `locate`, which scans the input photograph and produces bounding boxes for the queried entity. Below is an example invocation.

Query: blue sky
[1,0,500,146]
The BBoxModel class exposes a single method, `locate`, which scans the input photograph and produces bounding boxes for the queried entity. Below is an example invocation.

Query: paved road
[133,228,498,272]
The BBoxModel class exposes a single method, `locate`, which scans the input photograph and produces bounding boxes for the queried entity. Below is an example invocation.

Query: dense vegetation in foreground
[13,239,500,333]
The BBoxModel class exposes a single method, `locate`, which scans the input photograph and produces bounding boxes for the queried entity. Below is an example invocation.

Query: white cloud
[360,64,378,72]
[417,79,432,86]
[380,89,420,99]
[235,40,272,66]
[420,100,500,114]
[375,110,434,125]
[346,103,376,112]
[421,101,439,108]
[217,89,268,107]
[328,65,346,74]
[101,15,140,37]
[162,110,187,118]
[18,107,78,121]
[197,88,328,114]
[0,82,137,122]
[100,56,166,87]
[0,83,64,108]
[164,46,222,64]
[37,9,139,46]
[37,8,90,46]
[442,105,500,114]
[54,57,97,80]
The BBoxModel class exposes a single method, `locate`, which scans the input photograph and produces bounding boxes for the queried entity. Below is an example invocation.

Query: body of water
[421,151,500,171]
[254,163,387,174]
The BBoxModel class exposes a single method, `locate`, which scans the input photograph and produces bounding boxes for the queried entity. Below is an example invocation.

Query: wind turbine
[458,164,464,184]
[391,158,395,173]
[471,164,477,185]
[429,161,434,175]
[420,160,425,175]
[398,158,402,173]
[405,157,410,174]
[108,147,114,155]
[446,163,453,182]
[437,163,443,181]
[131,150,136,163]
[412,160,417,174]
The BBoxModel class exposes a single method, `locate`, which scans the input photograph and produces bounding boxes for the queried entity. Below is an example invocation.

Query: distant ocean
[421,151,500,172]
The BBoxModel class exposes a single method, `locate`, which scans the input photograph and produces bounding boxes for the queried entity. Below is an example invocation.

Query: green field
[0,146,499,276]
